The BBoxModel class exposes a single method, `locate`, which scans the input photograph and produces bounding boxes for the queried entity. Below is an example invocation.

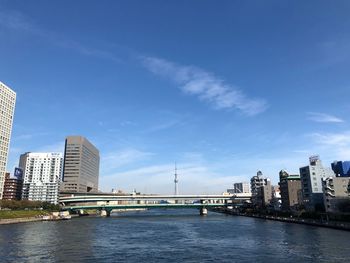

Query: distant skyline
[1,0,350,194]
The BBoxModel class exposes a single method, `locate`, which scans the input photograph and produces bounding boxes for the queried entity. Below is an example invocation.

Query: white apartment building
[300,155,335,211]
[20,152,63,204]
[0,82,16,199]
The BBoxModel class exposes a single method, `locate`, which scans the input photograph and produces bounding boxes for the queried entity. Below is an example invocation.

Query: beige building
[279,170,302,211]
[61,136,100,193]
[0,82,16,199]
[323,176,350,213]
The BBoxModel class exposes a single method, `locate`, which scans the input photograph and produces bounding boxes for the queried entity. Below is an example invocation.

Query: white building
[299,155,335,211]
[0,82,16,199]
[20,152,63,204]
[250,171,272,208]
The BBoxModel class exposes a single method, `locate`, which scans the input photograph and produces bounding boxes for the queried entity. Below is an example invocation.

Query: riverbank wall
[0,217,43,225]
[214,208,350,231]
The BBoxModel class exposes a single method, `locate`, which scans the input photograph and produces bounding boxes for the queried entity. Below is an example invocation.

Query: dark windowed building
[2,172,23,200]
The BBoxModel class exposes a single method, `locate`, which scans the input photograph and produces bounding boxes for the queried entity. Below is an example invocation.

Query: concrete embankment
[215,208,350,231]
[0,217,43,225]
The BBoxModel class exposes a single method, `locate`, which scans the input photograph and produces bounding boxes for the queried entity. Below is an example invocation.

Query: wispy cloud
[0,8,121,62]
[120,121,137,127]
[292,149,310,154]
[144,119,184,133]
[0,8,38,33]
[101,148,154,173]
[318,40,350,68]
[98,148,320,194]
[14,132,50,141]
[141,56,268,116]
[34,141,65,153]
[307,112,344,123]
[310,131,350,147]
[100,162,235,194]
[307,131,350,162]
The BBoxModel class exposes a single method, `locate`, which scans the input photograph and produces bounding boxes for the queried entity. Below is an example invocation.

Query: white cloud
[310,131,350,146]
[34,141,65,153]
[100,162,235,194]
[307,112,344,123]
[141,56,268,116]
[101,148,154,173]
[99,152,308,195]
[307,131,350,161]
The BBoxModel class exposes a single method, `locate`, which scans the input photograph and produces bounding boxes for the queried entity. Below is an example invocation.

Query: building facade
[0,82,16,199]
[331,161,350,177]
[61,136,100,193]
[251,171,272,208]
[299,156,334,211]
[234,182,251,193]
[271,185,281,210]
[20,152,63,204]
[228,182,251,194]
[279,170,302,211]
[2,172,23,200]
[322,176,350,213]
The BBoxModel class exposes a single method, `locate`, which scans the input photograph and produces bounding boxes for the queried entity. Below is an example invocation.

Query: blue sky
[1,0,350,194]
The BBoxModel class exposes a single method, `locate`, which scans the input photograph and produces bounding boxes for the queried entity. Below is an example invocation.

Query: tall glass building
[0,82,16,199]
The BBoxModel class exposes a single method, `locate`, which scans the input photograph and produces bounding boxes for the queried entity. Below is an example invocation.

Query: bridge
[59,193,251,216]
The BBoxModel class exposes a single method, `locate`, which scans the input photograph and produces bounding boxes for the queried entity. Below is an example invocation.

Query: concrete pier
[78,209,85,216]
[200,208,208,216]
[100,209,111,217]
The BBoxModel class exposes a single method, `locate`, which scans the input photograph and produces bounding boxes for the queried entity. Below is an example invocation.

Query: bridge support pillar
[100,209,111,217]
[200,207,208,216]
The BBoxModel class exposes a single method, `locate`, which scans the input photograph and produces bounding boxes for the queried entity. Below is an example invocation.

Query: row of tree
[0,200,59,211]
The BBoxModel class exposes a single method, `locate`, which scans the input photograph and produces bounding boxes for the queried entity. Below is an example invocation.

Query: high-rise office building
[61,136,100,193]
[299,155,334,211]
[20,152,63,204]
[0,81,16,199]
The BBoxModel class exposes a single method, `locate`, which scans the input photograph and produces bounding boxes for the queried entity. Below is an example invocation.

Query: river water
[1,209,349,262]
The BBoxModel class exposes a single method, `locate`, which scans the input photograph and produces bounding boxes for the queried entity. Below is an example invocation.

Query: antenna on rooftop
[174,162,179,195]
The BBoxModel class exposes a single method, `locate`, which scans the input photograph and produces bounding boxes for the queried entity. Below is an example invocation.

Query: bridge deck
[60,194,250,204]
[62,203,228,211]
